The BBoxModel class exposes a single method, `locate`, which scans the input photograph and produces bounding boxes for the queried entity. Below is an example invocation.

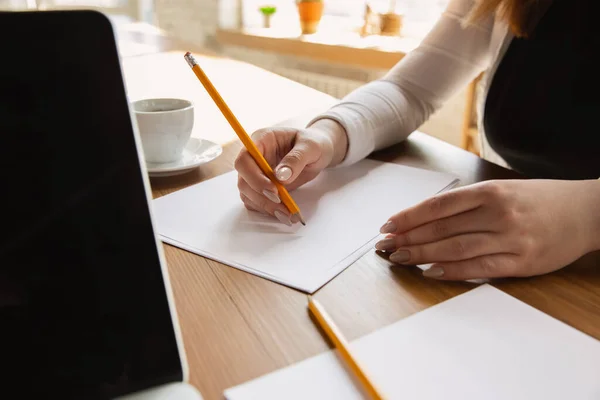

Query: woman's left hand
[376,179,600,280]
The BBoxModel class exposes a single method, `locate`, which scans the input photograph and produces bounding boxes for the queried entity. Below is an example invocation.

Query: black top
[483,0,600,180]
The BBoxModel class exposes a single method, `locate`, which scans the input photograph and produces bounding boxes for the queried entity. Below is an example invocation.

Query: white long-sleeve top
[309,0,515,167]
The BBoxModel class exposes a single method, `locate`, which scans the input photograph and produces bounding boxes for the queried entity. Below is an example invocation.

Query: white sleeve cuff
[307,106,376,168]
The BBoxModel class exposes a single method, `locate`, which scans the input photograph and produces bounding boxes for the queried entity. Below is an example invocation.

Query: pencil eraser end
[184,51,191,57]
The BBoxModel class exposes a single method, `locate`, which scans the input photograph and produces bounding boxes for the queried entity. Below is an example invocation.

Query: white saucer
[146,137,223,177]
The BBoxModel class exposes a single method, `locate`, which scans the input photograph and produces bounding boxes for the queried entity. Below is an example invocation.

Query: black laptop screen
[0,11,183,398]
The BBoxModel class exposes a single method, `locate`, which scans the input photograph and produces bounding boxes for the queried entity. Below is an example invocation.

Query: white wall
[155,0,220,47]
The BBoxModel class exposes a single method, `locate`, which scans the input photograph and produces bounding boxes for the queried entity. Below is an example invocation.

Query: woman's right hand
[234,118,347,225]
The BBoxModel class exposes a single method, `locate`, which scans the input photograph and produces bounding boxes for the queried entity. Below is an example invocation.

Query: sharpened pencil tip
[298,212,306,226]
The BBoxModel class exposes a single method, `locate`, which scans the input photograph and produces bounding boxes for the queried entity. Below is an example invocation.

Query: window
[240,0,449,38]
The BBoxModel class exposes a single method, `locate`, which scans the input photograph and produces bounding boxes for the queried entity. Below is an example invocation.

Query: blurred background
[0,0,479,153]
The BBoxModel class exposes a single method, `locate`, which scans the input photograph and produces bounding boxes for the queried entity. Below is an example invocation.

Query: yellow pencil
[308,296,386,400]
[184,51,305,225]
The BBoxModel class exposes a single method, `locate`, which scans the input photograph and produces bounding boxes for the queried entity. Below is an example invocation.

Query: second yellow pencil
[308,296,386,400]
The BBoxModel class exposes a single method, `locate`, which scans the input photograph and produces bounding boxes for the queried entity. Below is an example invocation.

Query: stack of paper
[151,159,458,293]
[224,285,600,399]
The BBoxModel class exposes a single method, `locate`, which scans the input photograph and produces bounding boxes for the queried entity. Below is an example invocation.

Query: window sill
[215,27,425,70]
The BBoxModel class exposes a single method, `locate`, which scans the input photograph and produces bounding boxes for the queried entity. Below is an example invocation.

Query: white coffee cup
[132,98,194,163]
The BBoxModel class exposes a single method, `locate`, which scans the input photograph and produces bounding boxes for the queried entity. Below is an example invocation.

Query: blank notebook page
[152,159,458,293]
[224,284,600,399]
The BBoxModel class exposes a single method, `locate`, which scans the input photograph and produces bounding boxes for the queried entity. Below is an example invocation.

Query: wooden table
[116,21,600,400]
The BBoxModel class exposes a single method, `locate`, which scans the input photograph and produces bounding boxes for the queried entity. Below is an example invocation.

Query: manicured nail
[380,221,397,234]
[375,238,396,251]
[276,166,292,181]
[262,189,281,203]
[389,249,410,264]
[274,210,292,226]
[423,266,445,278]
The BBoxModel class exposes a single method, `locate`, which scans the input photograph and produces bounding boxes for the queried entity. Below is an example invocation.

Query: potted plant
[296,0,324,34]
[380,0,403,36]
[259,5,277,28]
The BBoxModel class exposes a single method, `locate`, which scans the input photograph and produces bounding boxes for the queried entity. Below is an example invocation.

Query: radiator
[269,66,363,99]
[222,47,366,99]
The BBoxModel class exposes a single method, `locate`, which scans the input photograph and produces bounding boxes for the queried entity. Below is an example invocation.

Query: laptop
[0,10,202,399]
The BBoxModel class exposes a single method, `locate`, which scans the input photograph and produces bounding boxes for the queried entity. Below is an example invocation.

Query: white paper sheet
[152,159,458,293]
[224,284,600,400]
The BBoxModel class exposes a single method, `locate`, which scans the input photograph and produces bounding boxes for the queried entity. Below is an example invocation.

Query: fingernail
[276,166,292,181]
[423,266,444,278]
[375,238,396,251]
[274,210,292,226]
[389,249,410,264]
[262,189,281,203]
[380,221,397,234]
[290,214,299,223]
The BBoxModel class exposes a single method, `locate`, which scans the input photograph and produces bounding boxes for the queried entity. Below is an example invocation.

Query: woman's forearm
[309,80,435,167]
[306,0,494,167]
